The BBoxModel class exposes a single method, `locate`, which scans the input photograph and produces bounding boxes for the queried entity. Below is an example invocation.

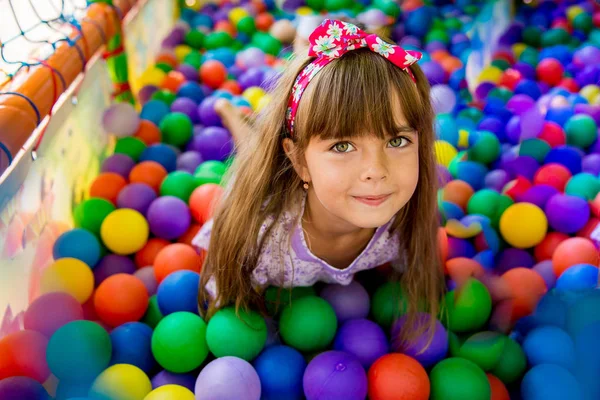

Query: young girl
[195,18,445,337]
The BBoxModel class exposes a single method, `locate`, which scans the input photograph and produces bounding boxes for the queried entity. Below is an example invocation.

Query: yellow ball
[297,6,316,15]
[144,385,195,400]
[40,258,94,304]
[458,129,470,148]
[580,84,600,103]
[174,45,193,62]
[141,67,166,87]
[229,7,249,25]
[100,209,149,255]
[184,0,203,12]
[255,94,272,113]
[434,140,458,167]
[511,43,527,59]
[90,364,152,400]
[499,203,548,249]
[242,87,267,110]
[591,92,600,106]
[478,66,503,84]
[566,5,584,22]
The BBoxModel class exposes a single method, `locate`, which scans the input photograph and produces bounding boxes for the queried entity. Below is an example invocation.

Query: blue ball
[53,228,101,268]
[203,48,236,68]
[515,80,542,100]
[455,161,488,190]
[139,144,178,172]
[110,322,156,374]
[522,326,575,370]
[546,106,574,127]
[253,345,306,400]
[405,6,433,37]
[439,201,465,223]
[193,14,213,30]
[529,292,568,331]
[177,82,206,104]
[140,100,170,126]
[544,146,583,174]
[521,364,583,400]
[556,264,599,291]
[231,96,251,108]
[574,321,600,398]
[435,114,459,146]
[0,377,51,400]
[212,90,234,100]
[157,270,201,315]
[474,250,495,270]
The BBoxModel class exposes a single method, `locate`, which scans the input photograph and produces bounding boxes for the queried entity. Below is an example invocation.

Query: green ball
[142,295,164,329]
[468,131,500,165]
[467,189,513,228]
[522,27,542,47]
[426,29,450,45]
[196,160,227,176]
[490,337,527,384]
[444,17,462,31]
[279,296,337,352]
[565,173,600,201]
[519,138,551,164]
[185,29,205,49]
[542,28,572,47]
[152,312,208,373]
[573,13,593,33]
[155,62,173,73]
[371,281,408,329]
[565,114,598,149]
[325,0,353,11]
[490,59,510,71]
[306,0,325,11]
[487,87,513,103]
[194,169,224,186]
[519,47,539,66]
[252,32,283,56]
[374,0,401,17]
[204,31,234,49]
[430,357,491,400]
[114,137,146,162]
[457,107,483,123]
[159,112,193,148]
[264,286,316,316]
[206,306,267,360]
[590,30,600,47]
[74,198,115,236]
[449,331,507,371]
[183,51,203,69]
[237,16,256,35]
[160,171,198,202]
[444,278,492,333]
[151,89,177,106]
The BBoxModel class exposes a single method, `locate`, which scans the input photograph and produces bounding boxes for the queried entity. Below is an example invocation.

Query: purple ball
[139,85,159,105]
[101,154,136,178]
[506,94,536,116]
[574,45,600,65]
[532,260,557,290]
[420,61,447,85]
[485,169,511,192]
[391,24,405,42]
[475,82,496,101]
[188,127,233,161]
[425,41,447,53]
[506,115,522,145]
[0,377,50,400]
[496,248,535,274]
[391,313,449,368]
[171,97,199,123]
[147,196,191,239]
[116,183,157,216]
[176,64,199,82]
[177,151,204,173]
[134,266,159,296]
[503,156,540,181]
[516,184,559,209]
[478,117,505,138]
[198,97,223,127]
[152,369,197,391]
[303,351,367,400]
[319,281,370,323]
[576,65,600,87]
[544,193,590,234]
[399,35,421,49]
[513,62,536,80]
[94,254,137,286]
[333,319,388,369]
[238,68,265,90]
[195,356,261,400]
[582,154,600,175]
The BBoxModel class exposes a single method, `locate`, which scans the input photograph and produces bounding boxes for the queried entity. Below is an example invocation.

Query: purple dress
[193,193,402,296]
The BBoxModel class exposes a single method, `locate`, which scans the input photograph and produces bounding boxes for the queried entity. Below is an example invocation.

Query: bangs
[295,48,427,144]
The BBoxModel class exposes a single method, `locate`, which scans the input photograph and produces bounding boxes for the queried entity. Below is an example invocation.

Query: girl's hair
[199,42,445,343]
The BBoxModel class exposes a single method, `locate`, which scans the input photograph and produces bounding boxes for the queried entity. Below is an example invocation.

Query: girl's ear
[282,138,310,182]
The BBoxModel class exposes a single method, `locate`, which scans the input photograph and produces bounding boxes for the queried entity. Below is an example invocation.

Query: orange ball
[533,163,571,191]
[445,257,484,285]
[251,0,267,13]
[220,80,242,95]
[438,227,448,263]
[0,330,50,382]
[487,374,510,400]
[155,53,178,68]
[200,60,227,89]
[189,184,224,224]
[502,268,547,321]
[255,12,274,31]
[154,243,203,283]
[134,120,161,145]
[214,20,236,36]
[161,71,186,92]
[430,50,449,62]
[135,238,170,268]
[89,173,127,205]
[178,223,202,246]
[440,57,463,74]
[368,353,430,400]
[442,180,474,210]
[129,161,167,193]
[94,274,149,327]
[534,231,569,261]
[552,237,599,277]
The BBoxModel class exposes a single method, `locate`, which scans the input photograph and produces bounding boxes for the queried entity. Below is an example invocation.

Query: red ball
[502,176,532,200]
[135,237,170,268]
[255,12,275,31]
[552,237,599,277]
[154,243,203,283]
[161,71,186,92]
[533,163,572,191]
[0,330,50,382]
[189,184,224,224]
[538,121,566,147]
[94,274,149,327]
[534,231,569,261]
[536,58,564,86]
[557,77,579,93]
[593,13,600,28]
[368,353,430,400]
[200,60,227,89]
[498,69,522,91]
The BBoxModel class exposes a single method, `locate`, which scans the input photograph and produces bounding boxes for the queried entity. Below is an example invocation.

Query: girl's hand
[214,98,253,148]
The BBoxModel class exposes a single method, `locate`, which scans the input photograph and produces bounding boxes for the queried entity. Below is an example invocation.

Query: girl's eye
[388,136,410,148]
[331,142,355,153]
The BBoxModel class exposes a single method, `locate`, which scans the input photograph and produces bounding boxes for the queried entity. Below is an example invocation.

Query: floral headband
[285,19,423,138]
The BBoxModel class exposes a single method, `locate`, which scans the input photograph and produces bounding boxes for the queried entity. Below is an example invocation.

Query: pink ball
[134,266,159,296]
[24,293,84,338]
[102,103,140,137]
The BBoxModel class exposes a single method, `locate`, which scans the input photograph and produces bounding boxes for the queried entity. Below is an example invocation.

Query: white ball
[102,102,140,138]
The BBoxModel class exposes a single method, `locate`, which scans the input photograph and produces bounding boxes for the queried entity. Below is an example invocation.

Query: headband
[285,19,422,138]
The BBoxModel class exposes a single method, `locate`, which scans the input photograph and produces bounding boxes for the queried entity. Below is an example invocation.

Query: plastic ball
[114,137,147,162]
[391,313,448,368]
[74,198,115,236]
[189,183,224,224]
[171,97,199,123]
[101,153,136,178]
[151,370,196,391]
[333,319,388,369]
[565,114,598,149]
[534,163,572,191]
[521,364,583,400]
[110,322,156,374]
[565,172,600,200]
[553,237,599,277]
[279,296,337,352]
[200,60,227,89]
[206,306,267,360]
[154,243,202,283]
[522,326,575,370]
[253,345,305,400]
[536,58,564,86]
[147,196,191,240]
[46,320,111,381]
[100,208,150,255]
[488,337,526,385]
[0,377,51,400]
[468,131,500,164]
[435,141,458,167]
[129,161,168,193]
[449,331,507,371]
[368,353,430,400]
[430,358,490,400]
[319,281,370,323]
[94,274,149,327]
[467,189,513,229]
[135,238,169,268]
[176,151,203,173]
[371,281,407,329]
[159,171,198,202]
[195,356,261,400]
[24,292,83,338]
[102,102,140,138]
[40,258,94,304]
[556,263,599,290]
[444,278,492,333]
[152,312,208,373]
[544,146,583,175]
[545,193,590,234]
[94,254,137,286]
[139,143,178,172]
[142,295,164,329]
[52,228,101,267]
[156,270,200,315]
[303,351,367,400]
[89,172,127,205]
[0,330,50,382]
[159,112,193,148]
[134,120,162,145]
[89,364,152,400]
[134,266,158,296]
[117,183,157,215]
[499,203,548,248]
[189,126,233,161]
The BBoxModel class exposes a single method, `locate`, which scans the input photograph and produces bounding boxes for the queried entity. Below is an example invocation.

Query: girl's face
[298,101,419,231]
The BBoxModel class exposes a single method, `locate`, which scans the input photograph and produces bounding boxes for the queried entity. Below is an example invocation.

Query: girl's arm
[214,98,253,150]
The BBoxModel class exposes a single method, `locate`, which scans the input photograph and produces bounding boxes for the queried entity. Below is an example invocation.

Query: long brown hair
[199,45,445,342]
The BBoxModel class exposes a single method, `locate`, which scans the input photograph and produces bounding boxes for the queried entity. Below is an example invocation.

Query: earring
[303,181,309,190]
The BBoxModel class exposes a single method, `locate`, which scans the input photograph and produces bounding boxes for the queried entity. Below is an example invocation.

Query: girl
[195,18,445,338]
